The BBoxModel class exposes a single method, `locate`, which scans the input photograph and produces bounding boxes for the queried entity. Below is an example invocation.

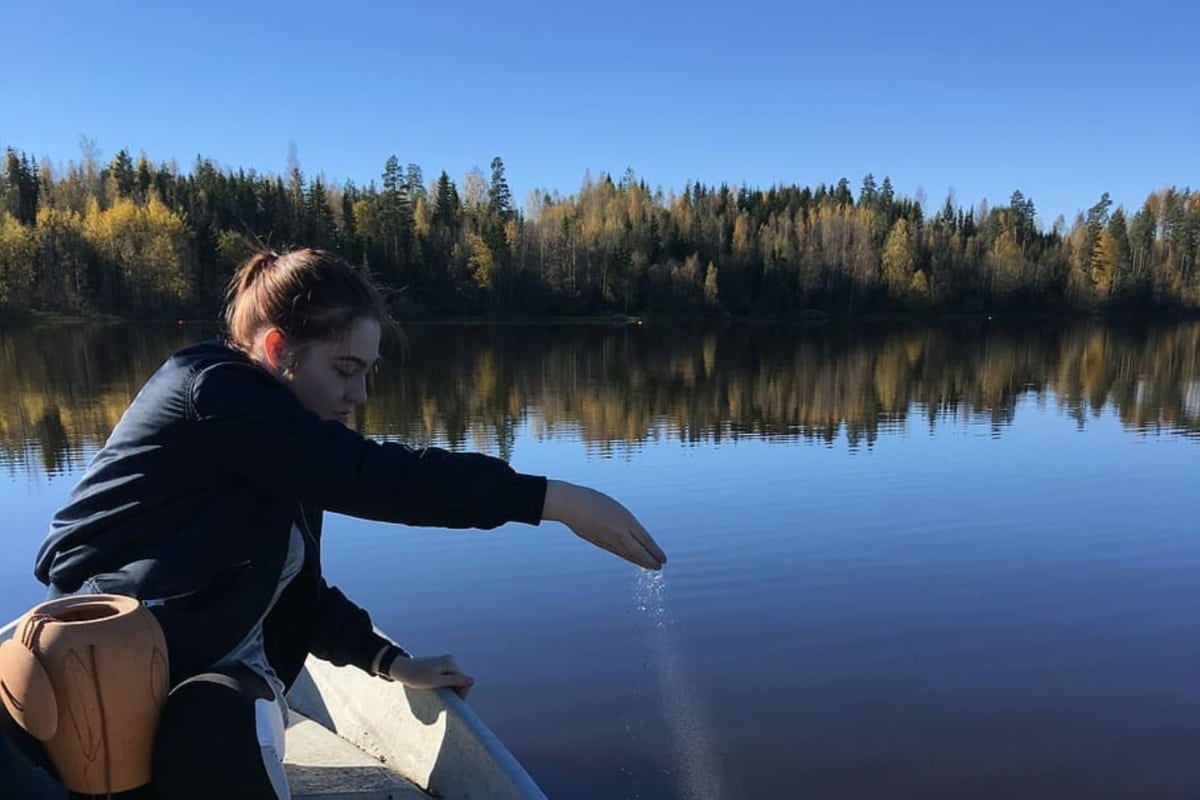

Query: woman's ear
[262,328,293,373]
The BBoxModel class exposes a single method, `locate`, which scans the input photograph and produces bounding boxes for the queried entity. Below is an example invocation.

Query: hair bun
[237,249,280,292]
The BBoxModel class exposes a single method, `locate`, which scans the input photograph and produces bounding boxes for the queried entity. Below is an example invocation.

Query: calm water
[2,320,1198,799]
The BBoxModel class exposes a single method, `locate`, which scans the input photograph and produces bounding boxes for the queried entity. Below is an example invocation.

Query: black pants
[0,704,67,799]
[1,665,288,800]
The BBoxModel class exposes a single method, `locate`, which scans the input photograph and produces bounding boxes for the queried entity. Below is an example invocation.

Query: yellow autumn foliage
[466,232,495,290]
[0,212,36,307]
[882,218,915,296]
[83,197,193,308]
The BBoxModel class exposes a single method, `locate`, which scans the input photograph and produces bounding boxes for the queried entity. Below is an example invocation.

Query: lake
[1,319,1198,799]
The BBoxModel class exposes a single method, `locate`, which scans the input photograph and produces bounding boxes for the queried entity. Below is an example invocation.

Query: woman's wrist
[370,644,390,675]
[541,479,572,523]
[374,644,409,681]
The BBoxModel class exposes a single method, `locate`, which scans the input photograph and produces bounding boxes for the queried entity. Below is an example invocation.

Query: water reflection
[1,319,1197,474]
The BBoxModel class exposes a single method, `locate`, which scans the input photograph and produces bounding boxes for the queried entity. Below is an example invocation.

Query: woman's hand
[388,654,475,698]
[542,480,667,570]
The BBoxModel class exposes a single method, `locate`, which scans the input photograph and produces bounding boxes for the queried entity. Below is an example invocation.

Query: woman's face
[284,317,381,426]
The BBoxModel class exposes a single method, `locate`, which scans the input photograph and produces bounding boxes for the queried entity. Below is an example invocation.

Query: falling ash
[635,569,726,800]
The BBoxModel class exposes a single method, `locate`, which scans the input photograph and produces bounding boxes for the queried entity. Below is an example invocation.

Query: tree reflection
[1,320,1197,476]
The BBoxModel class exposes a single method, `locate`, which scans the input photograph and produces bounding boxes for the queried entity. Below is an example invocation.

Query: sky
[2,0,1197,228]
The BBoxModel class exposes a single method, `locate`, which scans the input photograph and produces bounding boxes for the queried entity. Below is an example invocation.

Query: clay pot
[0,594,169,794]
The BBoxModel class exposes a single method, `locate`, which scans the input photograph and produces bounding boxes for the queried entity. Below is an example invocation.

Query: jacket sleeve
[189,360,546,528]
[308,578,402,673]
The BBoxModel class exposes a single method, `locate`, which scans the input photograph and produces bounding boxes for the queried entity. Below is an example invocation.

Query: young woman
[16,248,666,799]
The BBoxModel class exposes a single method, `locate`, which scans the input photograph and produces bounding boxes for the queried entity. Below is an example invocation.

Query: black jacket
[34,340,546,687]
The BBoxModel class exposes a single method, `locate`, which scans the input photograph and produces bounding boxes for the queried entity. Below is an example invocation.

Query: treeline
[3,321,1198,474]
[0,144,1198,318]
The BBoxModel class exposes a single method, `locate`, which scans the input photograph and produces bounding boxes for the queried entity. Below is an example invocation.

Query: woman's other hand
[542,480,667,570]
[388,654,475,698]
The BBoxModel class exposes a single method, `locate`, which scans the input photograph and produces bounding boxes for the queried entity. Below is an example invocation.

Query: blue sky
[3,0,1196,227]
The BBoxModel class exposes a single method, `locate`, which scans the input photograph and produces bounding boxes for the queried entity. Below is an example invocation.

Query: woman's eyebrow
[334,354,379,369]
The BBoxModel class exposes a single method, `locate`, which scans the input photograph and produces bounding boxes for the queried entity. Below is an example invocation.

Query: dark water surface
[2,319,1198,799]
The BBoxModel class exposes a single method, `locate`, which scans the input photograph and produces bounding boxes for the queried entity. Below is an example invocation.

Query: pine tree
[859,174,877,208]
[488,157,512,219]
[433,171,459,229]
[106,149,135,200]
[1008,190,1036,245]
[405,163,426,201]
[134,154,154,202]
[380,155,412,275]
[4,149,39,225]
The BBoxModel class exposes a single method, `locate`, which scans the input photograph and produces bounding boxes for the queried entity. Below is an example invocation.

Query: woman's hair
[223,248,393,352]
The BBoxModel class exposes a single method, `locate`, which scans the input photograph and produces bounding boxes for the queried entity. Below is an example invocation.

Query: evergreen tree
[380,155,413,277]
[3,149,39,225]
[488,156,512,219]
[134,154,154,202]
[879,177,895,209]
[308,177,334,247]
[834,178,853,207]
[859,173,878,208]
[405,163,426,201]
[433,171,459,228]
[1128,205,1156,297]
[1106,208,1132,300]
[1009,189,1036,245]
[106,149,135,200]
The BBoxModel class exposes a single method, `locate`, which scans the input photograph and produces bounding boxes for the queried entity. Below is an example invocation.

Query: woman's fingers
[437,663,475,698]
[624,534,660,569]
[611,513,666,569]
[604,527,663,570]
[593,519,665,570]
[630,520,667,566]
[431,654,461,673]
[432,655,474,686]
[398,655,476,693]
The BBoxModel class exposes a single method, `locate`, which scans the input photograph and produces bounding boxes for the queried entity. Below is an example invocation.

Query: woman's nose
[347,375,368,404]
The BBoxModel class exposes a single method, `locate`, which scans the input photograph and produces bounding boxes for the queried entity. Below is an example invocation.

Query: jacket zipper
[142,589,198,608]
[141,559,251,608]
[296,505,320,556]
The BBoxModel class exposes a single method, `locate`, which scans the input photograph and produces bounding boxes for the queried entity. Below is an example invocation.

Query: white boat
[1,616,548,799]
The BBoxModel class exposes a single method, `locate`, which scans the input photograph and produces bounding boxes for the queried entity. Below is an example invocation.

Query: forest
[0,144,1197,318]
